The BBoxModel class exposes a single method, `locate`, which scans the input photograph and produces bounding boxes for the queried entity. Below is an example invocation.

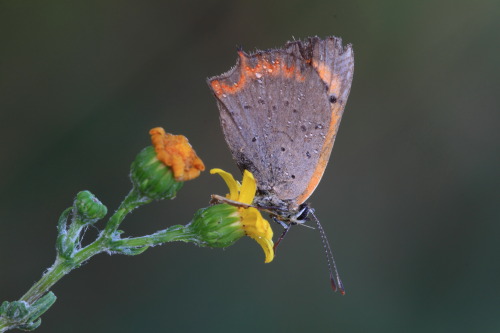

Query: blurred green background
[1,1,499,332]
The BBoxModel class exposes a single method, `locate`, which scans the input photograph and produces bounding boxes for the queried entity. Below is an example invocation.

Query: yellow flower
[210,168,274,263]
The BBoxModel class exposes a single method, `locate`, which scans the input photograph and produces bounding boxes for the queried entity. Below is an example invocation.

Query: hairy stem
[111,224,200,248]
[20,237,106,304]
[102,188,152,238]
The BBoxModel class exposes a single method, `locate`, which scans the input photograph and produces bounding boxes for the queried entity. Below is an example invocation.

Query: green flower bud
[130,146,184,200]
[188,204,245,248]
[74,191,107,222]
[0,293,56,331]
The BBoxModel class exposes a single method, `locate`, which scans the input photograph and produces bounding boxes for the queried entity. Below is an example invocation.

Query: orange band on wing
[210,52,305,97]
[296,62,344,205]
[312,61,342,97]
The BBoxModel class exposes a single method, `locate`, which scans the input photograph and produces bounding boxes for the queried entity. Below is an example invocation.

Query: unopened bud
[130,146,183,200]
[74,191,107,223]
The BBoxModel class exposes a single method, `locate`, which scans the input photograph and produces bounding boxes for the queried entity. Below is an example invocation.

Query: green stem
[0,321,13,332]
[0,323,8,331]
[111,224,200,248]
[102,188,151,238]
[20,238,106,304]
[16,223,195,307]
[14,189,148,306]
[0,188,191,332]
[65,210,84,245]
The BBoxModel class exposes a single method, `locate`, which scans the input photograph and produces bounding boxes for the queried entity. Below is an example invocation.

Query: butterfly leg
[272,216,292,251]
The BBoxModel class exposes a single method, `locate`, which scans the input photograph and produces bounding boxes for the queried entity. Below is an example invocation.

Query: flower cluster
[133,127,274,262]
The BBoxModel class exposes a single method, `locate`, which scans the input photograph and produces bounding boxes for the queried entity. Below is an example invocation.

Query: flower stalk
[17,191,197,307]
[0,128,206,332]
[0,128,274,332]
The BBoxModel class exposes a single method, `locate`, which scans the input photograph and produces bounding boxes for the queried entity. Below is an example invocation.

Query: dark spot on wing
[306,151,311,158]
[252,137,257,142]
[281,147,286,152]
[300,125,307,132]
[244,105,252,109]
[329,95,338,103]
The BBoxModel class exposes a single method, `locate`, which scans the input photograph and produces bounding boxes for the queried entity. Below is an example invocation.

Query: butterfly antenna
[297,223,315,230]
[309,209,345,295]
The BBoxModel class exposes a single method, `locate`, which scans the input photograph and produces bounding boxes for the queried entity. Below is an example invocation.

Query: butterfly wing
[208,37,354,209]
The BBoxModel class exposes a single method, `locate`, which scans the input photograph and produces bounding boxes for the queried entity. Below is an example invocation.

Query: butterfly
[208,36,354,293]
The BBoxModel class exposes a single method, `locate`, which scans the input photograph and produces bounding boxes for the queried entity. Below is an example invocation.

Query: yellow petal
[240,207,274,263]
[239,170,257,205]
[253,236,275,264]
[210,168,239,201]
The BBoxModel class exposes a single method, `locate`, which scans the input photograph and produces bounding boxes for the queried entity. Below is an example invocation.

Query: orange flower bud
[149,127,205,181]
